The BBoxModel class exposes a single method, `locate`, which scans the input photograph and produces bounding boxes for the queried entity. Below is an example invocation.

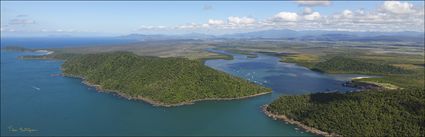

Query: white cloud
[208,19,225,25]
[135,1,424,33]
[304,12,321,20]
[177,23,209,29]
[227,16,256,25]
[342,10,353,18]
[274,12,299,22]
[55,29,75,32]
[303,7,314,15]
[1,28,16,32]
[202,23,209,28]
[381,1,414,14]
[1,25,19,32]
[296,1,331,7]
[9,19,36,25]
[138,25,167,30]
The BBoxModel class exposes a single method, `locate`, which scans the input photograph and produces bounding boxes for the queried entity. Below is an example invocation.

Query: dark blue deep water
[1,38,365,136]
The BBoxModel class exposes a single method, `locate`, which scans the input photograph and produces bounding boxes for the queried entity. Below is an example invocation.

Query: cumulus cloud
[274,12,298,22]
[296,0,331,7]
[303,7,314,15]
[271,1,422,32]
[227,16,256,25]
[301,8,321,21]
[304,12,321,20]
[341,10,353,18]
[381,1,414,14]
[138,25,167,30]
[55,29,75,32]
[0,26,17,32]
[1,24,20,32]
[177,23,209,29]
[319,2,424,32]
[208,19,225,25]
[137,1,424,32]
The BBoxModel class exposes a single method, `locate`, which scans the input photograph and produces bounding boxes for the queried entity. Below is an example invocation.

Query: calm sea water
[1,38,362,136]
[205,49,358,94]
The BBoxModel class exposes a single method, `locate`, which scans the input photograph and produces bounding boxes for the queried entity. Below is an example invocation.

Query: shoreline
[35,49,54,55]
[63,73,271,107]
[351,76,373,80]
[261,105,341,137]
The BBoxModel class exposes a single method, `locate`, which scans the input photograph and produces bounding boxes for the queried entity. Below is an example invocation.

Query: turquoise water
[1,38,360,136]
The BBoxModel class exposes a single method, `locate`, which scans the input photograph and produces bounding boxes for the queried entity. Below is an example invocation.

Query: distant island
[60,52,271,106]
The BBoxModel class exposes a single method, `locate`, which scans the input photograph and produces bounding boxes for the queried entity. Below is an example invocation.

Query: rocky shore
[343,80,380,91]
[63,73,271,107]
[262,105,341,137]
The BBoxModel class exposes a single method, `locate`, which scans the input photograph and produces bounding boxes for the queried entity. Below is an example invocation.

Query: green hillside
[266,87,425,136]
[61,52,271,106]
[312,56,409,75]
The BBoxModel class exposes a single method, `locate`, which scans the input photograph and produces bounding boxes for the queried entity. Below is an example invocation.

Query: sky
[1,1,424,37]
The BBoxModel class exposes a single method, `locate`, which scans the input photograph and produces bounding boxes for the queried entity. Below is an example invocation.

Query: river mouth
[204,48,363,95]
[1,41,370,136]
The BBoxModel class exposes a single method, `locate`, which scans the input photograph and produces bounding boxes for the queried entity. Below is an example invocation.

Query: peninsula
[60,52,271,106]
[261,48,424,136]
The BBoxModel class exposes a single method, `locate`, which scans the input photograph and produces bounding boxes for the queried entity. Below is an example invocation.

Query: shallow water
[1,38,361,136]
[205,48,357,94]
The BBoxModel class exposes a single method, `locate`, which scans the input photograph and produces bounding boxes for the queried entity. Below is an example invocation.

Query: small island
[60,52,271,106]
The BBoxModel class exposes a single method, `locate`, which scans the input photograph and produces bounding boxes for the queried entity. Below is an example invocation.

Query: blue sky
[1,1,424,37]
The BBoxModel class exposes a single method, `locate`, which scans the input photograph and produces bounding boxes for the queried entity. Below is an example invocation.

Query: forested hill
[61,52,271,106]
[267,87,425,136]
[269,51,424,136]
[311,56,409,75]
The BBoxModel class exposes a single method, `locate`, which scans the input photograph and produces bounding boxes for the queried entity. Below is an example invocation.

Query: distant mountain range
[120,29,424,43]
[119,33,216,41]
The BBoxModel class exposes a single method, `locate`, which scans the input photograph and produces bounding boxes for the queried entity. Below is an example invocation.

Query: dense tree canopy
[61,52,271,105]
[269,54,424,136]
[267,87,425,136]
[312,56,410,75]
